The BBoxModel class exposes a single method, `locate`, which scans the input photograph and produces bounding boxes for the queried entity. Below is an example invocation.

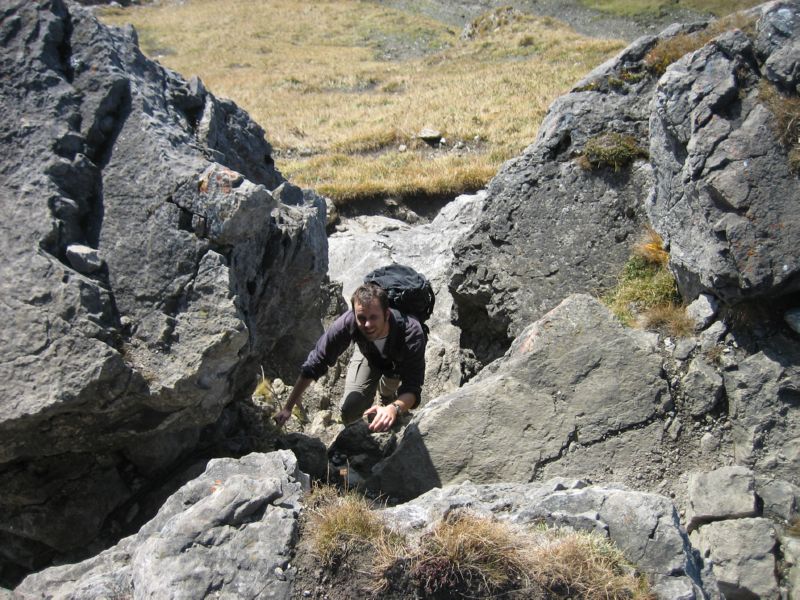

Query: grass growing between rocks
[303,485,655,599]
[760,81,800,173]
[99,2,625,205]
[578,132,649,171]
[408,511,534,597]
[306,486,403,568]
[643,12,757,75]
[604,227,693,336]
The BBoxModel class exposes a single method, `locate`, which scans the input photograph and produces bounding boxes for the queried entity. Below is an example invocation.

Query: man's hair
[351,282,389,311]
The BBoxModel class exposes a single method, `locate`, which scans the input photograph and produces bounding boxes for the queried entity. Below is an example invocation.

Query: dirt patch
[289,522,410,600]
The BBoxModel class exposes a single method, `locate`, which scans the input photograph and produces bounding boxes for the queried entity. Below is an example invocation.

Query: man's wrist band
[392,402,403,416]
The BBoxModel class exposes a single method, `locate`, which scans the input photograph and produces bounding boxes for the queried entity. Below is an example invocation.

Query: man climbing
[273,282,427,432]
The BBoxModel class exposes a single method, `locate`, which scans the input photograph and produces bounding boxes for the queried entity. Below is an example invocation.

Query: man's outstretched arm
[274,376,312,427]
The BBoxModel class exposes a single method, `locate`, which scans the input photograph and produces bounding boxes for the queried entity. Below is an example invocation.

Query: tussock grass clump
[409,511,533,597]
[306,489,655,599]
[604,227,690,335]
[633,225,669,267]
[759,81,800,173]
[578,132,648,171]
[641,304,695,337]
[528,528,655,599]
[644,12,757,76]
[786,517,800,538]
[306,485,401,567]
[605,254,680,324]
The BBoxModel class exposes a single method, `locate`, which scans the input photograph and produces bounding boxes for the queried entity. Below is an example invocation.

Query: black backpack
[363,264,435,327]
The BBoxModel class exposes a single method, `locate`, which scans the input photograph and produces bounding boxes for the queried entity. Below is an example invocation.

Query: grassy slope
[100,1,624,204]
[100,0,763,205]
[579,0,764,17]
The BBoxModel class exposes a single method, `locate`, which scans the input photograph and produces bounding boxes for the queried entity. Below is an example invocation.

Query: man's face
[354,298,390,341]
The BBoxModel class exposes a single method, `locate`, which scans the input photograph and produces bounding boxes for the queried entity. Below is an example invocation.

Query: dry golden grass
[306,488,655,599]
[528,528,655,599]
[644,12,757,75]
[787,517,800,538]
[409,511,533,596]
[305,485,400,567]
[633,226,669,267]
[759,81,800,173]
[99,2,625,204]
[641,304,695,337]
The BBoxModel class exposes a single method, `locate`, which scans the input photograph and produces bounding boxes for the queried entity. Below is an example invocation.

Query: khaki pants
[340,347,400,425]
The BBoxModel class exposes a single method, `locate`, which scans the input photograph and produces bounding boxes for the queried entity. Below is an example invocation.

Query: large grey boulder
[647,3,800,303]
[368,294,671,500]
[15,451,307,600]
[448,35,660,366]
[382,479,720,600]
[0,0,327,582]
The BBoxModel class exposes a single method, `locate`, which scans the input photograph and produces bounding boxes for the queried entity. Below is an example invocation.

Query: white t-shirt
[373,335,389,358]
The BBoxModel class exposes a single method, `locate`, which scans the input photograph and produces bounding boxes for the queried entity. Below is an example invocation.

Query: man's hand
[273,408,292,428]
[363,404,398,432]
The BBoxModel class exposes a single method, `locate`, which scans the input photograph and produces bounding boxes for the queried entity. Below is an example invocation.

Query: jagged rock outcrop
[723,340,800,484]
[382,479,720,600]
[447,34,660,366]
[449,2,800,368]
[686,466,792,600]
[0,0,327,584]
[14,452,720,599]
[14,451,307,600]
[647,2,800,304]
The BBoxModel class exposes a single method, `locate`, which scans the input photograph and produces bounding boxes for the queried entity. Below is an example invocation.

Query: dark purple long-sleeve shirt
[300,309,427,407]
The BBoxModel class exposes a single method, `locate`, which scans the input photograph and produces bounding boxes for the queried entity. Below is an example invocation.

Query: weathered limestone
[686,466,758,531]
[0,0,327,581]
[14,451,307,600]
[448,35,661,367]
[382,479,720,600]
[647,4,800,303]
[690,518,778,600]
[368,294,670,500]
[681,357,724,417]
[724,343,800,483]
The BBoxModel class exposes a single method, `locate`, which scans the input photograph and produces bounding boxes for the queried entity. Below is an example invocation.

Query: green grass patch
[603,227,691,336]
[579,0,763,18]
[604,254,680,326]
[578,132,649,171]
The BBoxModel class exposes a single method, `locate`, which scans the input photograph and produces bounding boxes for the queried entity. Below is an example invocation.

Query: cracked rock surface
[368,294,671,501]
[0,0,326,584]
